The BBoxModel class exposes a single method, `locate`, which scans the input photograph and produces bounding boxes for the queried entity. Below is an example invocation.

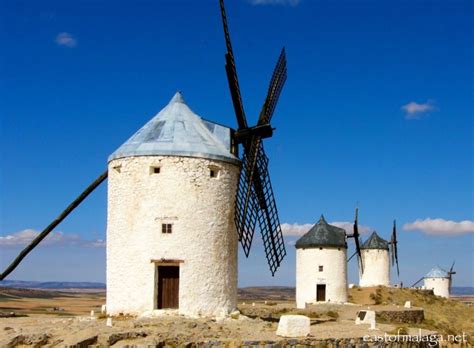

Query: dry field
[0,286,472,346]
[0,287,105,317]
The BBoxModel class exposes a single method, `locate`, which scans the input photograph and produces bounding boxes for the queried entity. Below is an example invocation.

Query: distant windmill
[411,262,455,298]
[348,211,401,287]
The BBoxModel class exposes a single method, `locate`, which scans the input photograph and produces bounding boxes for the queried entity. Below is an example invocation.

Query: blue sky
[1,0,473,287]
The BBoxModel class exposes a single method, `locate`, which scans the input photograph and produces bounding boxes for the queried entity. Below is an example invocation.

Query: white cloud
[403,218,474,236]
[281,223,313,236]
[249,0,301,6]
[55,32,77,47]
[401,100,436,119]
[331,221,371,235]
[0,229,105,248]
[281,221,371,237]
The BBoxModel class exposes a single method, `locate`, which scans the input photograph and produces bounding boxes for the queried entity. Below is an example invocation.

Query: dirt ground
[0,306,422,347]
[0,286,471,346]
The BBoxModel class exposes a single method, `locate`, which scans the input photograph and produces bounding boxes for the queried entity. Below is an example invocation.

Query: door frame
[151,259,184,310]
[316,283,326,302]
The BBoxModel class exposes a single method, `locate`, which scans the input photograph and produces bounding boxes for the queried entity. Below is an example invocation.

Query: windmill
[347,208,364,273]
[348,212,401,287]
[0,0,287,281]
[388,220,400,277]
[218,0,287,275]
[411,263,455,298]
[413,262,456,289]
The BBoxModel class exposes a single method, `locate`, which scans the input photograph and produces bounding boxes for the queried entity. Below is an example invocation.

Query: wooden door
[316,284,326,302]
[157,266,179,309]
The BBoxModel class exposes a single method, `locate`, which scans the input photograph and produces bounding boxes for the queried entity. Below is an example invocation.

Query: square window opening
[209,166,220,178]
[150,166,161,175]
[161,223,172,234]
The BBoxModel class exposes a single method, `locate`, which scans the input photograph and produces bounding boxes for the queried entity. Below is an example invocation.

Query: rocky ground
[0,286,472,347]
[0,309,428,347]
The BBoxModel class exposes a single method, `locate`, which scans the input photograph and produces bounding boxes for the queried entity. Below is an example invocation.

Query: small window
[161,224,172,234]
[150,166,161,174]
[113,165,121,173]
[319,265,323,272]
[209,166,220,178]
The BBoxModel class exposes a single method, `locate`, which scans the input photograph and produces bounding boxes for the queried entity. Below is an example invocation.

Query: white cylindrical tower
[423,266,450,298]
[359,231,390,287]
[106,92,241,317]
[295,215,348,308]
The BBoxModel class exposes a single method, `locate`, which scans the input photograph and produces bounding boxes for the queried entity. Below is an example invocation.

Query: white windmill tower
[295,215,348,308]
[107,0,289,317]
[358,231,390,287]
[348,215,400,288]
[423,266,450,298]
[106,92,242,317]
[412,263,455,298]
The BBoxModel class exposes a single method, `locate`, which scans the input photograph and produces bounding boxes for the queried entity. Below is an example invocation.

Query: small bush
[369,292,382,305]
[325,311,339,319]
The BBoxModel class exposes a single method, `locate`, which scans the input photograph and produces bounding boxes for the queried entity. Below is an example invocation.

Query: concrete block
[355,310,376,325]
[404,301,411,308]
[276,315,310,337]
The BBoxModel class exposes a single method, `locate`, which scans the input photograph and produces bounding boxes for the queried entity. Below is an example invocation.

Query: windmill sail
[0,170,108,280]
[219,0,287,275]
[391,220,400,276]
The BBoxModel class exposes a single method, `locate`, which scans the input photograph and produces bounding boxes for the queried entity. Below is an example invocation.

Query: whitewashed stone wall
[359,249,390,287]
[424,277,450,298]
[106,155,240,317]
[296,247,347,308]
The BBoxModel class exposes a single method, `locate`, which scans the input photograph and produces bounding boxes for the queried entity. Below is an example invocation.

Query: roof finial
[170,91,185,104]
[319,214,326,223]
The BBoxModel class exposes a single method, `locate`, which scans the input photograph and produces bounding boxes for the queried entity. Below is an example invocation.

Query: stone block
[355,310,375,326]
[276,315,310,337]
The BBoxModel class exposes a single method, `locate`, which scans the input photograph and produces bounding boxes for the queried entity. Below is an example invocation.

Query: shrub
[369,292,382,305]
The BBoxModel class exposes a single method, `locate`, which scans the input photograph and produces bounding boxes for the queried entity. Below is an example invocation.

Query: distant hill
[451,286,474,295]
[0,280,106,290]
[0,281,471,296]
[238,286,295,300]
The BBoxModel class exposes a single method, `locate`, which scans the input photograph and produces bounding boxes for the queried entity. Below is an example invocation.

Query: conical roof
[109,92,239,164]
[425,266,449,278]
[361,231,389,250]
[295,215,347,249]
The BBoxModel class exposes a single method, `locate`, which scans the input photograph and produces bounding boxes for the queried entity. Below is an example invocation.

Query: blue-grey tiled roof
[295,215,347,249]
[109,92,240,164]
[425,266,449,278]
[361,231,389,250]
